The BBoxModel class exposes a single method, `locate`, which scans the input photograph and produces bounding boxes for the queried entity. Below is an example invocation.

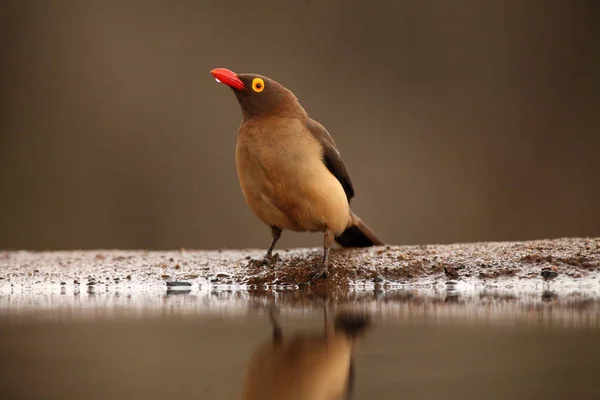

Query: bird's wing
[305,118,355,201]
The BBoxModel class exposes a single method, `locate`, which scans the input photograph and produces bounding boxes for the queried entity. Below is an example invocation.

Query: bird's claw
[248,253,280,268]
[310,268,329,282]
[263,252,280,267]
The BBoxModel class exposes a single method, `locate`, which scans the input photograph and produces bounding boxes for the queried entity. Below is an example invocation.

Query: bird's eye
[252,78,265,93]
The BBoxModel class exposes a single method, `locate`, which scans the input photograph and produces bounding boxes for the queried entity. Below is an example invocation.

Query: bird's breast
[235,118,350,234]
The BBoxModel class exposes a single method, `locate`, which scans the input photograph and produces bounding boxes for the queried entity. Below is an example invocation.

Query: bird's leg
[311,228,334,281]
[262,226,282,266]
[250,226,281,268]
[264,226,281,260]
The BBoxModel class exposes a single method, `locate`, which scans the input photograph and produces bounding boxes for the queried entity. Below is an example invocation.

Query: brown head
[211,68,307,121]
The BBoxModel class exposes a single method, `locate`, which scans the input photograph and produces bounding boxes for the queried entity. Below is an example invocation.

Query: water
[1,285,599,400]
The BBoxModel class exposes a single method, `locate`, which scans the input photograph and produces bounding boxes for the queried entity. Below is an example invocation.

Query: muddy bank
[1,237,599,290]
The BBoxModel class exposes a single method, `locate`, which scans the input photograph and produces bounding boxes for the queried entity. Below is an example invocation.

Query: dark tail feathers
[334,312,371,338]
[335,212,383,247]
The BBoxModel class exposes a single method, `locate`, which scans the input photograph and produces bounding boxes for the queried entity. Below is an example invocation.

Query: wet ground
[1,238,599,289]
[1,238,600,399]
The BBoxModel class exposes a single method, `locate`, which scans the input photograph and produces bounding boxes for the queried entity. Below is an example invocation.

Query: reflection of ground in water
[0,285,599,399]
[2,284,599,326]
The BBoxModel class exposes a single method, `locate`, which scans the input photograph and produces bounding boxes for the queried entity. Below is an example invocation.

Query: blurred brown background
[1,0,599,251]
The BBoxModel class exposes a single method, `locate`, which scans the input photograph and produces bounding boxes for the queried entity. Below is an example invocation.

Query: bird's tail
[335,212,383,247]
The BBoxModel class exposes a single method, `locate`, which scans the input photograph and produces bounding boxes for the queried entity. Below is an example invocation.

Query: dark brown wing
[305,118,355,201]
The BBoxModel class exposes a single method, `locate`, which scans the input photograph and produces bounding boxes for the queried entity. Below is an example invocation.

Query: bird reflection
[240,307,371,400]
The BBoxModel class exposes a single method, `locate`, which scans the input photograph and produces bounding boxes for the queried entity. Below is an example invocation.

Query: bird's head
[211,68,305,120]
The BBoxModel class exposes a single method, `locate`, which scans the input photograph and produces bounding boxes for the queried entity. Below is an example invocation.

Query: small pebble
[444,266,460,280]
[541,267,559,281]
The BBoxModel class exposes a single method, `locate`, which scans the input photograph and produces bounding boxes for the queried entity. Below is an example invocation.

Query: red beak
[210,68,245,90]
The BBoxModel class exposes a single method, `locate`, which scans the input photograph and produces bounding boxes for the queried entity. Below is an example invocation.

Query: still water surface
[1,286,599,399]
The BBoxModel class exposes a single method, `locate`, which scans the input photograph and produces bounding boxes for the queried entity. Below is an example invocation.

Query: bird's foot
[263,252,280,267]
[309,267,329,283]
[248,252,280,269]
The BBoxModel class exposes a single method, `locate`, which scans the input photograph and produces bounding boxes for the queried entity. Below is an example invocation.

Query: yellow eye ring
[252,78,265,92]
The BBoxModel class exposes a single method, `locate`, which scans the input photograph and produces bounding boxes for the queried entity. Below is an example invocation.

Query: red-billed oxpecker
[211,68,383,279]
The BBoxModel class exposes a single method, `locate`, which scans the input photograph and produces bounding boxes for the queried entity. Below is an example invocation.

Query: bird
[240,307,370,400]
[210,67,383,279]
